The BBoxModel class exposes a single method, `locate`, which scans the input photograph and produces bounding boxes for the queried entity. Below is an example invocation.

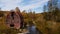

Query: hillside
[0,10,60,34]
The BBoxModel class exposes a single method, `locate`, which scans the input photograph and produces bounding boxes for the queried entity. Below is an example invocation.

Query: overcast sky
[0,0,50,13]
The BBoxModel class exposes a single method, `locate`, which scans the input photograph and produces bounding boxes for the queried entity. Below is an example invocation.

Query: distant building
[6,7,24,29]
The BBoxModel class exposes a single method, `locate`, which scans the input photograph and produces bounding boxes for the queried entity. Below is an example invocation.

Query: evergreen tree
[46,0,59,21]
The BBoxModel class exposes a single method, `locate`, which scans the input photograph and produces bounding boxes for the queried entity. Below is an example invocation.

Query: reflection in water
[27,25,42,34]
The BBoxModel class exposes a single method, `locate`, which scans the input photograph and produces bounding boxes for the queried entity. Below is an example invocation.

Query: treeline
[43,0,60,22]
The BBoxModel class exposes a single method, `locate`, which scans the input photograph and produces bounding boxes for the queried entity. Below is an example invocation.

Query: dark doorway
[10,24,14,27]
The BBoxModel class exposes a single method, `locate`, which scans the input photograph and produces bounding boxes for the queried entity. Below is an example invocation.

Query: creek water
[26,25,42,34]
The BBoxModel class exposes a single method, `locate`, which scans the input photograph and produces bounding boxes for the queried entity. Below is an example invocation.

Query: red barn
[6,8,24,29]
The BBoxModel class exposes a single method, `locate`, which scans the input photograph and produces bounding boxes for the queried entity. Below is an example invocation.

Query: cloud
[20,0,49,11]
[0,0,49,13]
[0,0,23,10]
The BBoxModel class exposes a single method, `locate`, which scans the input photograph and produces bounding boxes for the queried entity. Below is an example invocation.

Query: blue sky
[0,0,49,13]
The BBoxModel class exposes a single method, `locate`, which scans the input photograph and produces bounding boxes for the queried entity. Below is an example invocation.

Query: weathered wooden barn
[6,7,24,29]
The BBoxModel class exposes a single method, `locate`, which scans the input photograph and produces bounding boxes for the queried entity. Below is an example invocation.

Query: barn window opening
[10,24,14,27]
[11,12,14,19]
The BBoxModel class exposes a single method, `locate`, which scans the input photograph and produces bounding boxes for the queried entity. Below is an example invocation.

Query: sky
[0,0,50,13]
